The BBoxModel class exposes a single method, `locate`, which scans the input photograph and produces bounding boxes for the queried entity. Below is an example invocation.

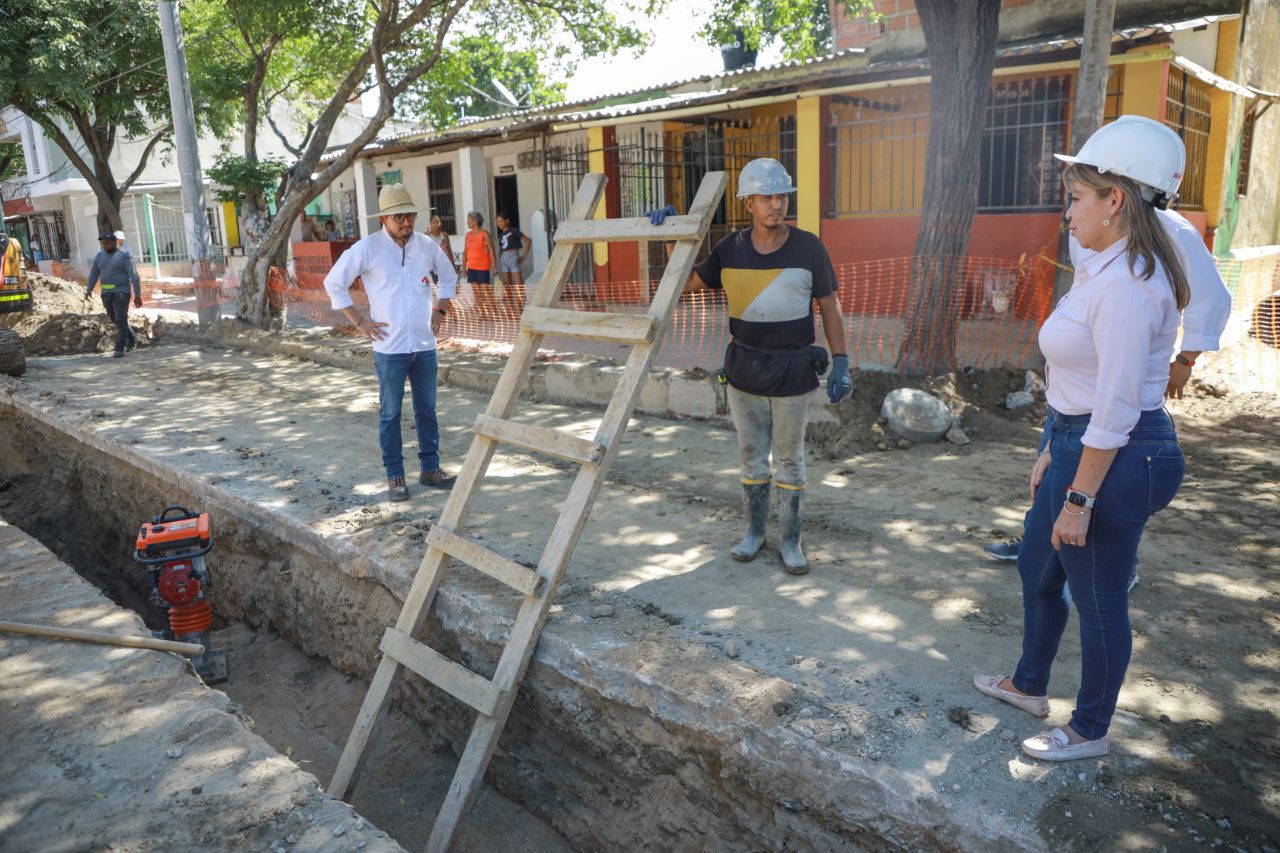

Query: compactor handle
[155,505,198,523]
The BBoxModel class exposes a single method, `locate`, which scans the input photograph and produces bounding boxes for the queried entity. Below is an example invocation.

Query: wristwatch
[1175,353,1196,367]
[1065,488,1096,509]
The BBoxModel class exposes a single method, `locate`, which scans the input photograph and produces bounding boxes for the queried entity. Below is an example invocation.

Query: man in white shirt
[985,205,1232,566]
[323,184,459,502]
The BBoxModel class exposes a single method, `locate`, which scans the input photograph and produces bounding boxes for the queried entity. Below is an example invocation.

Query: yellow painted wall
[587,126,608,266]
[1119,46,1169,120]
[795,97,822,233]
[222,202,240,249]
[1203,19,1241,229]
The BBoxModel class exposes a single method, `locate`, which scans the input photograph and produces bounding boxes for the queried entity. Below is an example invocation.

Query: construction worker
[85,232,141,357]
[0,224,33,314]
[322,183,459,502]
[682,158,852,575]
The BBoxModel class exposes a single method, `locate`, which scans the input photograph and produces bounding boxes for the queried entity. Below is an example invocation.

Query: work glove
[827,354,853,403]
[645,204,677,226]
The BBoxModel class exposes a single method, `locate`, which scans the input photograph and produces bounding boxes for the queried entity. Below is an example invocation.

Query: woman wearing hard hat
[973,116,1191,761]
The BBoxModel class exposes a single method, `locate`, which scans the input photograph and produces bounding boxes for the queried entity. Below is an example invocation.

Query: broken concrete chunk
[1024,369,1046,394]
[1005,390,1035,410]
[945,425,970,446]
[588,605,614,618]
[724,640,740,659]
[881,388,951,444]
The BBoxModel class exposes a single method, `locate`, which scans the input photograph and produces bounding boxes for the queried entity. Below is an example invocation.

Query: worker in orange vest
[0,224,33,314]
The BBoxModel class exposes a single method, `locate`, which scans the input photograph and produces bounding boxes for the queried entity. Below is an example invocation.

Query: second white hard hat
[736,158,798,198]
[1054,115,1186,205]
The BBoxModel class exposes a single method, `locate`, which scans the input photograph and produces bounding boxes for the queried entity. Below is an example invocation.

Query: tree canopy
[699,0,875,61]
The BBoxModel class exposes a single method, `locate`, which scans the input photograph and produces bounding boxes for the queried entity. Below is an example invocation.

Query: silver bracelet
[1062,506,1089,516]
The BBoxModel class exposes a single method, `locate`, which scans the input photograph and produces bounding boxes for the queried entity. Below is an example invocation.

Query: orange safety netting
[271,252,1058,371]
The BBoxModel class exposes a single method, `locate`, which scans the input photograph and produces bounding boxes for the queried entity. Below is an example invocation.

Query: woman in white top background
[974,116,1191,761]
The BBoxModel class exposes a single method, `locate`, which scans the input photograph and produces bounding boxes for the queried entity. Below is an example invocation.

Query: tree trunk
[895,0,1001,375]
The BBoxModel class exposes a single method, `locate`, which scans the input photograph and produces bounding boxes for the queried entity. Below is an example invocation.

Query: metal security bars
[543,115,798,290]
[826,74,1072,216]
[979,76,1071,211]
[1164,66,1211,210]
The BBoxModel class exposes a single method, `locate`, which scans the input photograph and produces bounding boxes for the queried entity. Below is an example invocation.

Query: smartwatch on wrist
[1175,353,1196,367]
[1065,488,1096,510]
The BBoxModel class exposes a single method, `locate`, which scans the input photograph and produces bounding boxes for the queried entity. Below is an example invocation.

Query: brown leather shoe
[418,467,457,488]
[387,475,410,501]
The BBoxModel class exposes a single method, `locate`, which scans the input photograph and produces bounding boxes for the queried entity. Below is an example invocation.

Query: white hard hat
[736,158,797,198]
[113,230,126,241]
[1054,115,1186,206]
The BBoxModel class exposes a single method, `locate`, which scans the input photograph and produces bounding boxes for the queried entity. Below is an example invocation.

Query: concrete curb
[155,320,843,436]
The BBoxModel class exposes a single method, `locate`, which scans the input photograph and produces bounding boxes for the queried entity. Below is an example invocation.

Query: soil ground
[1,311,1277,850]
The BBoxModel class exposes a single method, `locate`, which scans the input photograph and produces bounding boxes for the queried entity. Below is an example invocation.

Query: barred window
[978,76,1071,212]
[426,164,457,233]
[1164,67,1211,210]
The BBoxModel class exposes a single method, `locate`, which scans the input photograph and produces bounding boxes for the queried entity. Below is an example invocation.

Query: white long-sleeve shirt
[323,228,458,355]
[1070,207,1231,351]
[1041,238,1180,450]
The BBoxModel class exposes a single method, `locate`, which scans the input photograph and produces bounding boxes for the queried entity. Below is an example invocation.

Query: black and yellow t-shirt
[696,226,837,397]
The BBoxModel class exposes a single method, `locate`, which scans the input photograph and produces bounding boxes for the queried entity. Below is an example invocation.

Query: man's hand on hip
[355,317,389,341]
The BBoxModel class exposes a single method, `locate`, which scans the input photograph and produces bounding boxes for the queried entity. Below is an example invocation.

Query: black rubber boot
[731,482,771,562]
[777,487,808,575]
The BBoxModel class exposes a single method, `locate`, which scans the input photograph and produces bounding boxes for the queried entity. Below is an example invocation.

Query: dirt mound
[810,367,1047,457]
[9,312,154,356]
[0,272,153,355]
[0,273,92,324]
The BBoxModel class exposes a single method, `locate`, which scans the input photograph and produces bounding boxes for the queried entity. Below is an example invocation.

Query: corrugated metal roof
[355,12,1244,158]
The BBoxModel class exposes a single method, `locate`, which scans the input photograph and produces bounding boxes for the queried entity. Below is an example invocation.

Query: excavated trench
[0,394,1022,853]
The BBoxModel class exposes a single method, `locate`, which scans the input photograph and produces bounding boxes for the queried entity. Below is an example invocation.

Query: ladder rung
[552,215,705,244]
[474,414,605,465]
[522,307,657,344]
[380,627,503,716]
[426,524,547,597]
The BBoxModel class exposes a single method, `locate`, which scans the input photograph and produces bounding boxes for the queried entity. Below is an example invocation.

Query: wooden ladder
[329,170,729,851]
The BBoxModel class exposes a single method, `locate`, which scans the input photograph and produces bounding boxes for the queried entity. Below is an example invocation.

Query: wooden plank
[424,171,729,853]
[521,307,657,345]
[425,524,546,597]
[380,627,502,717]
[551,215,704,244]
[0,619,205,656]
[329,655,402,799]
[474,414,604,465]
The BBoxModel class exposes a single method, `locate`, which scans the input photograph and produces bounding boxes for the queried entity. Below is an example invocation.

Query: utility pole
[1053,0,1118,301]
[157,0,218,325]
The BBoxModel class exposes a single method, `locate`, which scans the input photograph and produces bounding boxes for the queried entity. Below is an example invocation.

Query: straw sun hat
[376,183,430,217]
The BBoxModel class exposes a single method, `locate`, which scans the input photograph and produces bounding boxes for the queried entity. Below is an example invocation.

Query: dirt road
[3,337,1277,851]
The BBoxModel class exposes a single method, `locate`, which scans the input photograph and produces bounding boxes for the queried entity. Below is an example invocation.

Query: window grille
[1164,67,1211,210]
[426,164,457,232]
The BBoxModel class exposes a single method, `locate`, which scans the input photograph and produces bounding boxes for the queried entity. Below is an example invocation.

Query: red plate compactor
[133,506,228,683]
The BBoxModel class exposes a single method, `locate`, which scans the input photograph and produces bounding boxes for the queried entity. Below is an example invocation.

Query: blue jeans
[373,349,441,479]
[1026,411,1138,588]
[1013,408,1184,740]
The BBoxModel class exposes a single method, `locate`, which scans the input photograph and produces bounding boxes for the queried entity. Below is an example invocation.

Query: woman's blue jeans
[373,349,440,479]
[1013,408,1184,740]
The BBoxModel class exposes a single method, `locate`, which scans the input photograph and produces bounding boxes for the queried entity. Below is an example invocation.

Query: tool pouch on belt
[723,340,828,397]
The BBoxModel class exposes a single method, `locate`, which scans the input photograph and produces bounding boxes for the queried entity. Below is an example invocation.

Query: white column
[353,159,378,238]
[456,147,490,226]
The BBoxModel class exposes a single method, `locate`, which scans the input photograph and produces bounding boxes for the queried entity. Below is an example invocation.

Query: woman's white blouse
[1039,239,1181,450]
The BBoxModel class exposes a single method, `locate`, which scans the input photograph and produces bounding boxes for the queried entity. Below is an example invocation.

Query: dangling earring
[1102,218,1111,227]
